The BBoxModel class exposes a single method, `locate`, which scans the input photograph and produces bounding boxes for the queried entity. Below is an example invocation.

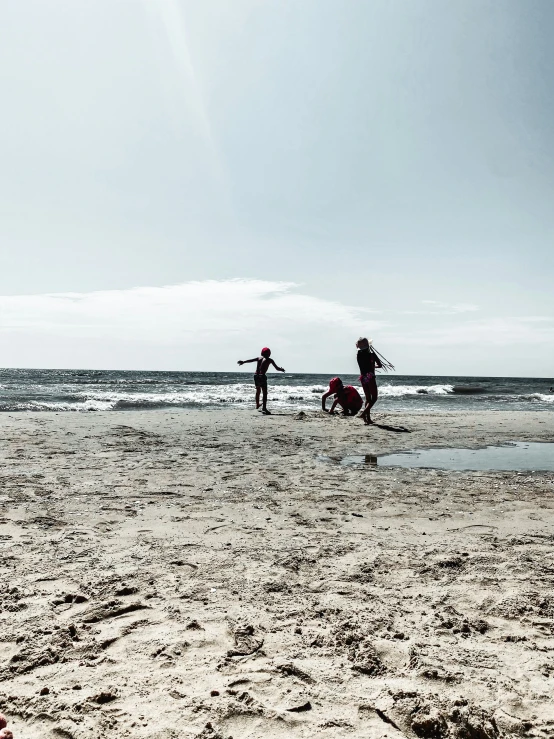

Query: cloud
[2,280,549,373]
[402,301,480,315]
[0,279,378,338]
[386,316,554,347]
[0,279,382,369]
[451,304,480,313]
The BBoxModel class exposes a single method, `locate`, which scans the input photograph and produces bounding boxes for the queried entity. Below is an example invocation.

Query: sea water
[0,369,552,413]
[320,442,554,472]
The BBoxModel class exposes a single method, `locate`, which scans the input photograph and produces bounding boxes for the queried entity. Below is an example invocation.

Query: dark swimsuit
[254,357,268,388]
[357,349,376,387]
[254,374,267,389]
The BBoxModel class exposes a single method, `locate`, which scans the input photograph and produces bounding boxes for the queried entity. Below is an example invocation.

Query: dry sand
[1,408,554,739]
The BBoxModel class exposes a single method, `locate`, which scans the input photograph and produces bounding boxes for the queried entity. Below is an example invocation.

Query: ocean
[0,369,552,413]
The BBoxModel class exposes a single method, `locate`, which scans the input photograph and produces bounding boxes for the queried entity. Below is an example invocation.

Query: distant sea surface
[0,369,552,412]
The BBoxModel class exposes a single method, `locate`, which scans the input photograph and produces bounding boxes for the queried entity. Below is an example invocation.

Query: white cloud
[402,301,480,315]
[0,279,383,370]
[450,303,480,314]
[386,316,554,347]
[1,281,550,374]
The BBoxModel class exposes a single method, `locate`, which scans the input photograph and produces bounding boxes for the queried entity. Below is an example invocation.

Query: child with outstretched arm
[237,347,285,415]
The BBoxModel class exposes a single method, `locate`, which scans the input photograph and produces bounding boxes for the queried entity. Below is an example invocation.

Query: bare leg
[360,384,372,424]
[261,384,270,414]
[365,377,378,424]
[255,387,261,409]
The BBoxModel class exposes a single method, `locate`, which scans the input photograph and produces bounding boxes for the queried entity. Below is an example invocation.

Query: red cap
[261,347,271,356]
[329,377,342,393]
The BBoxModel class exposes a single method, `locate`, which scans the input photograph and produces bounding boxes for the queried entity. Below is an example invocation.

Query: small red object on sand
[0,729,14,739]
[0,714,7,729]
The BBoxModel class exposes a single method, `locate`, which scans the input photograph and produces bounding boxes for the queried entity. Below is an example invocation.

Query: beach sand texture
[1,409,554,738]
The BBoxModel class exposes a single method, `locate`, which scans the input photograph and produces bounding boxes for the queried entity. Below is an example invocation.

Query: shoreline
[1,369,553,416]
[1,409,554,738]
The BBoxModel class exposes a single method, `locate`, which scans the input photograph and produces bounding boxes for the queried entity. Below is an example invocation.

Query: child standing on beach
[237,347,285,415]
[356,337,382,424]
[322,377,363,416]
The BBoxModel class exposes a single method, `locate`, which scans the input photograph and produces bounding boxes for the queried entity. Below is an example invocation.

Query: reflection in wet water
[318,454,377,466]
[318,442,554,471]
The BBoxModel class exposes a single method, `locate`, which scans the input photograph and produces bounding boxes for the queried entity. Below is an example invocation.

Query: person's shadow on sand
[373,423,412,433]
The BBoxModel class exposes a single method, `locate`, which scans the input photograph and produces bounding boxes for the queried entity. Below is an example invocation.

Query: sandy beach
[1,408,553,738]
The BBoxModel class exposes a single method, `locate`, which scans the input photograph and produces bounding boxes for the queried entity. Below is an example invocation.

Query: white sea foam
[528,393,554,404]
[78,383,328,410]
[1,374,552,412]
[38,382,456,411]
[7,399,115,412]
[379,384,454,397]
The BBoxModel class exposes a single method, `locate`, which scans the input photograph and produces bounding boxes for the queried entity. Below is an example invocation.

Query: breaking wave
[528,393,554,404]
[379,384,454,397]
[0,370,552,411]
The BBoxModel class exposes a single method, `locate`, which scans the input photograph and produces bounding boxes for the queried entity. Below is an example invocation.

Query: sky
[0,0,553,375]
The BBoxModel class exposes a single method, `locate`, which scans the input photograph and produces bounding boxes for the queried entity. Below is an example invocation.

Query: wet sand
[1,408,553,738]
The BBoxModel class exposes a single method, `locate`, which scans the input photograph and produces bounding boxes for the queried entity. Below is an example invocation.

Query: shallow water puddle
[319,442,554,471]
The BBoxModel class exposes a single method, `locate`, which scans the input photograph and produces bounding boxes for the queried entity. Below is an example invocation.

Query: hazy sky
[1,0,553,375]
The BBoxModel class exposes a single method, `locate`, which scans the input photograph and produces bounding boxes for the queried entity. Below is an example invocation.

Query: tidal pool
[319,442,554,472]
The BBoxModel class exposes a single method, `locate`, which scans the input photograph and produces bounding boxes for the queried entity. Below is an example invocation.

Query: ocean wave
[81,384,328,405]
[0,383,328,412]
[1,377,553,412]
[482,393,554,405]
[527,393,554,404]
[0,399,115,412]
[379,384,454,397]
